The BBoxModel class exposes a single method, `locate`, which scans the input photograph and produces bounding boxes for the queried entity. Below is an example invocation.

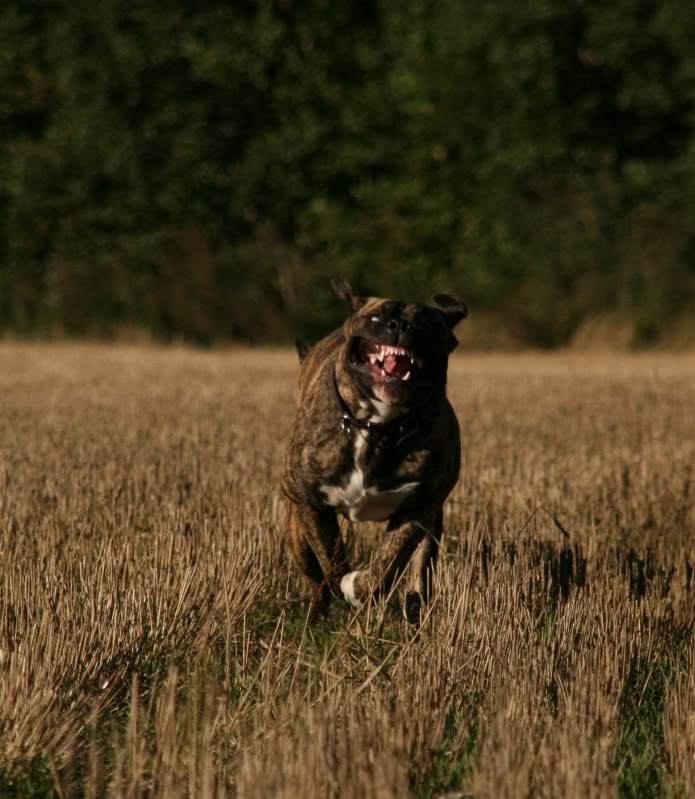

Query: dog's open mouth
[353,339,424,382]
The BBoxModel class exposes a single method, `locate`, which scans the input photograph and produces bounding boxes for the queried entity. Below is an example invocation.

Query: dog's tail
[295,339,310,363]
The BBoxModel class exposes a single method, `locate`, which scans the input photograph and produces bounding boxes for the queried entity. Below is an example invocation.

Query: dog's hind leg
[286,500,351,610]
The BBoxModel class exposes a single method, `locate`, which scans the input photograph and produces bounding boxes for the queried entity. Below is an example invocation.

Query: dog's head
[333,278,467,409]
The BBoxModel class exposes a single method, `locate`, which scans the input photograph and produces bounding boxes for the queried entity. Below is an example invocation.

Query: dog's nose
[387,319,411,334]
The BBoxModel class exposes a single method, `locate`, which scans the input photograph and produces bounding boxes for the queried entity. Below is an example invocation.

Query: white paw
[340,571,362,608]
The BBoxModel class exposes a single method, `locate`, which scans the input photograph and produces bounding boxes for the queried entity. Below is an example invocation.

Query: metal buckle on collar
[340,414,378,437]
[340,415,353,437]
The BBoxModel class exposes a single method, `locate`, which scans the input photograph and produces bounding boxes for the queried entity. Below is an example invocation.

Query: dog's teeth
[402,371,411,381]
[377,345,413,360]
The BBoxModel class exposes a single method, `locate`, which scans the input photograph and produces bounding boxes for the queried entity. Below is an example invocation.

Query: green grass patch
[0,759,58,799]
[415,699,481,799]
[615,650,684,799]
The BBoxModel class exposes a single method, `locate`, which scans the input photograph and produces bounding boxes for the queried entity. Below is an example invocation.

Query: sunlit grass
[0,344,693,796]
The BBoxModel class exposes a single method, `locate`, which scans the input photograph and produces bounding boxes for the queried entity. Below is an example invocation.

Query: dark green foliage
[1,1,694,344]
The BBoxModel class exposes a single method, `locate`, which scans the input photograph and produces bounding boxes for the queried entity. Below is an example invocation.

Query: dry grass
[0,343,693,798]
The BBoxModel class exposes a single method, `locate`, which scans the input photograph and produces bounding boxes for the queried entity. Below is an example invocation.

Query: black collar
[332,367,419,444]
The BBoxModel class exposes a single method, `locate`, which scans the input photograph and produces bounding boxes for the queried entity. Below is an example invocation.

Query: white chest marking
[320,431,419,522]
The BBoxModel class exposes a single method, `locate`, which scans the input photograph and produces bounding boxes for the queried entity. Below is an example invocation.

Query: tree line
[2,1,694,346]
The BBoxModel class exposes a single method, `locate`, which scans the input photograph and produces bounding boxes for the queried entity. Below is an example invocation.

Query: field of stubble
[1,343,694,798]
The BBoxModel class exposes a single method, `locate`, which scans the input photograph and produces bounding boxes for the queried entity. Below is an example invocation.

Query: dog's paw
[307,587,332,619]
[404,591,422,625]
[340,571,363,608]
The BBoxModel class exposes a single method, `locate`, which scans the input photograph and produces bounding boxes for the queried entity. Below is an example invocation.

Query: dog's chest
[319,432,419,522]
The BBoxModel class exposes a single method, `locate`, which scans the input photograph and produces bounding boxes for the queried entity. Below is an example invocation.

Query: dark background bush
[2,1,695,346]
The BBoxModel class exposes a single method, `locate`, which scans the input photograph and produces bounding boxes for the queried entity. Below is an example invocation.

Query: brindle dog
[282,279,467,622]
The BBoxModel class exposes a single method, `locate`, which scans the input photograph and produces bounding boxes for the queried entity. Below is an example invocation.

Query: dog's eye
[370,316,381,323]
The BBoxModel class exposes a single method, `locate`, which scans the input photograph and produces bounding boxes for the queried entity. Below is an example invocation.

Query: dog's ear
[331,278,366,312]
[433,294,468,327]
[433,294,468,353]
[295,339,310,363]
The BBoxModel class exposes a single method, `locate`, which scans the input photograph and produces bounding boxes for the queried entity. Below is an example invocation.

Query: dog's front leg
[340,510,436,613]
[403,508,444,623]
[286,500,351,608]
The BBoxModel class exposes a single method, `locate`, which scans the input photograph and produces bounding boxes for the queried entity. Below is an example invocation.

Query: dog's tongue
[384,353,410,379]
